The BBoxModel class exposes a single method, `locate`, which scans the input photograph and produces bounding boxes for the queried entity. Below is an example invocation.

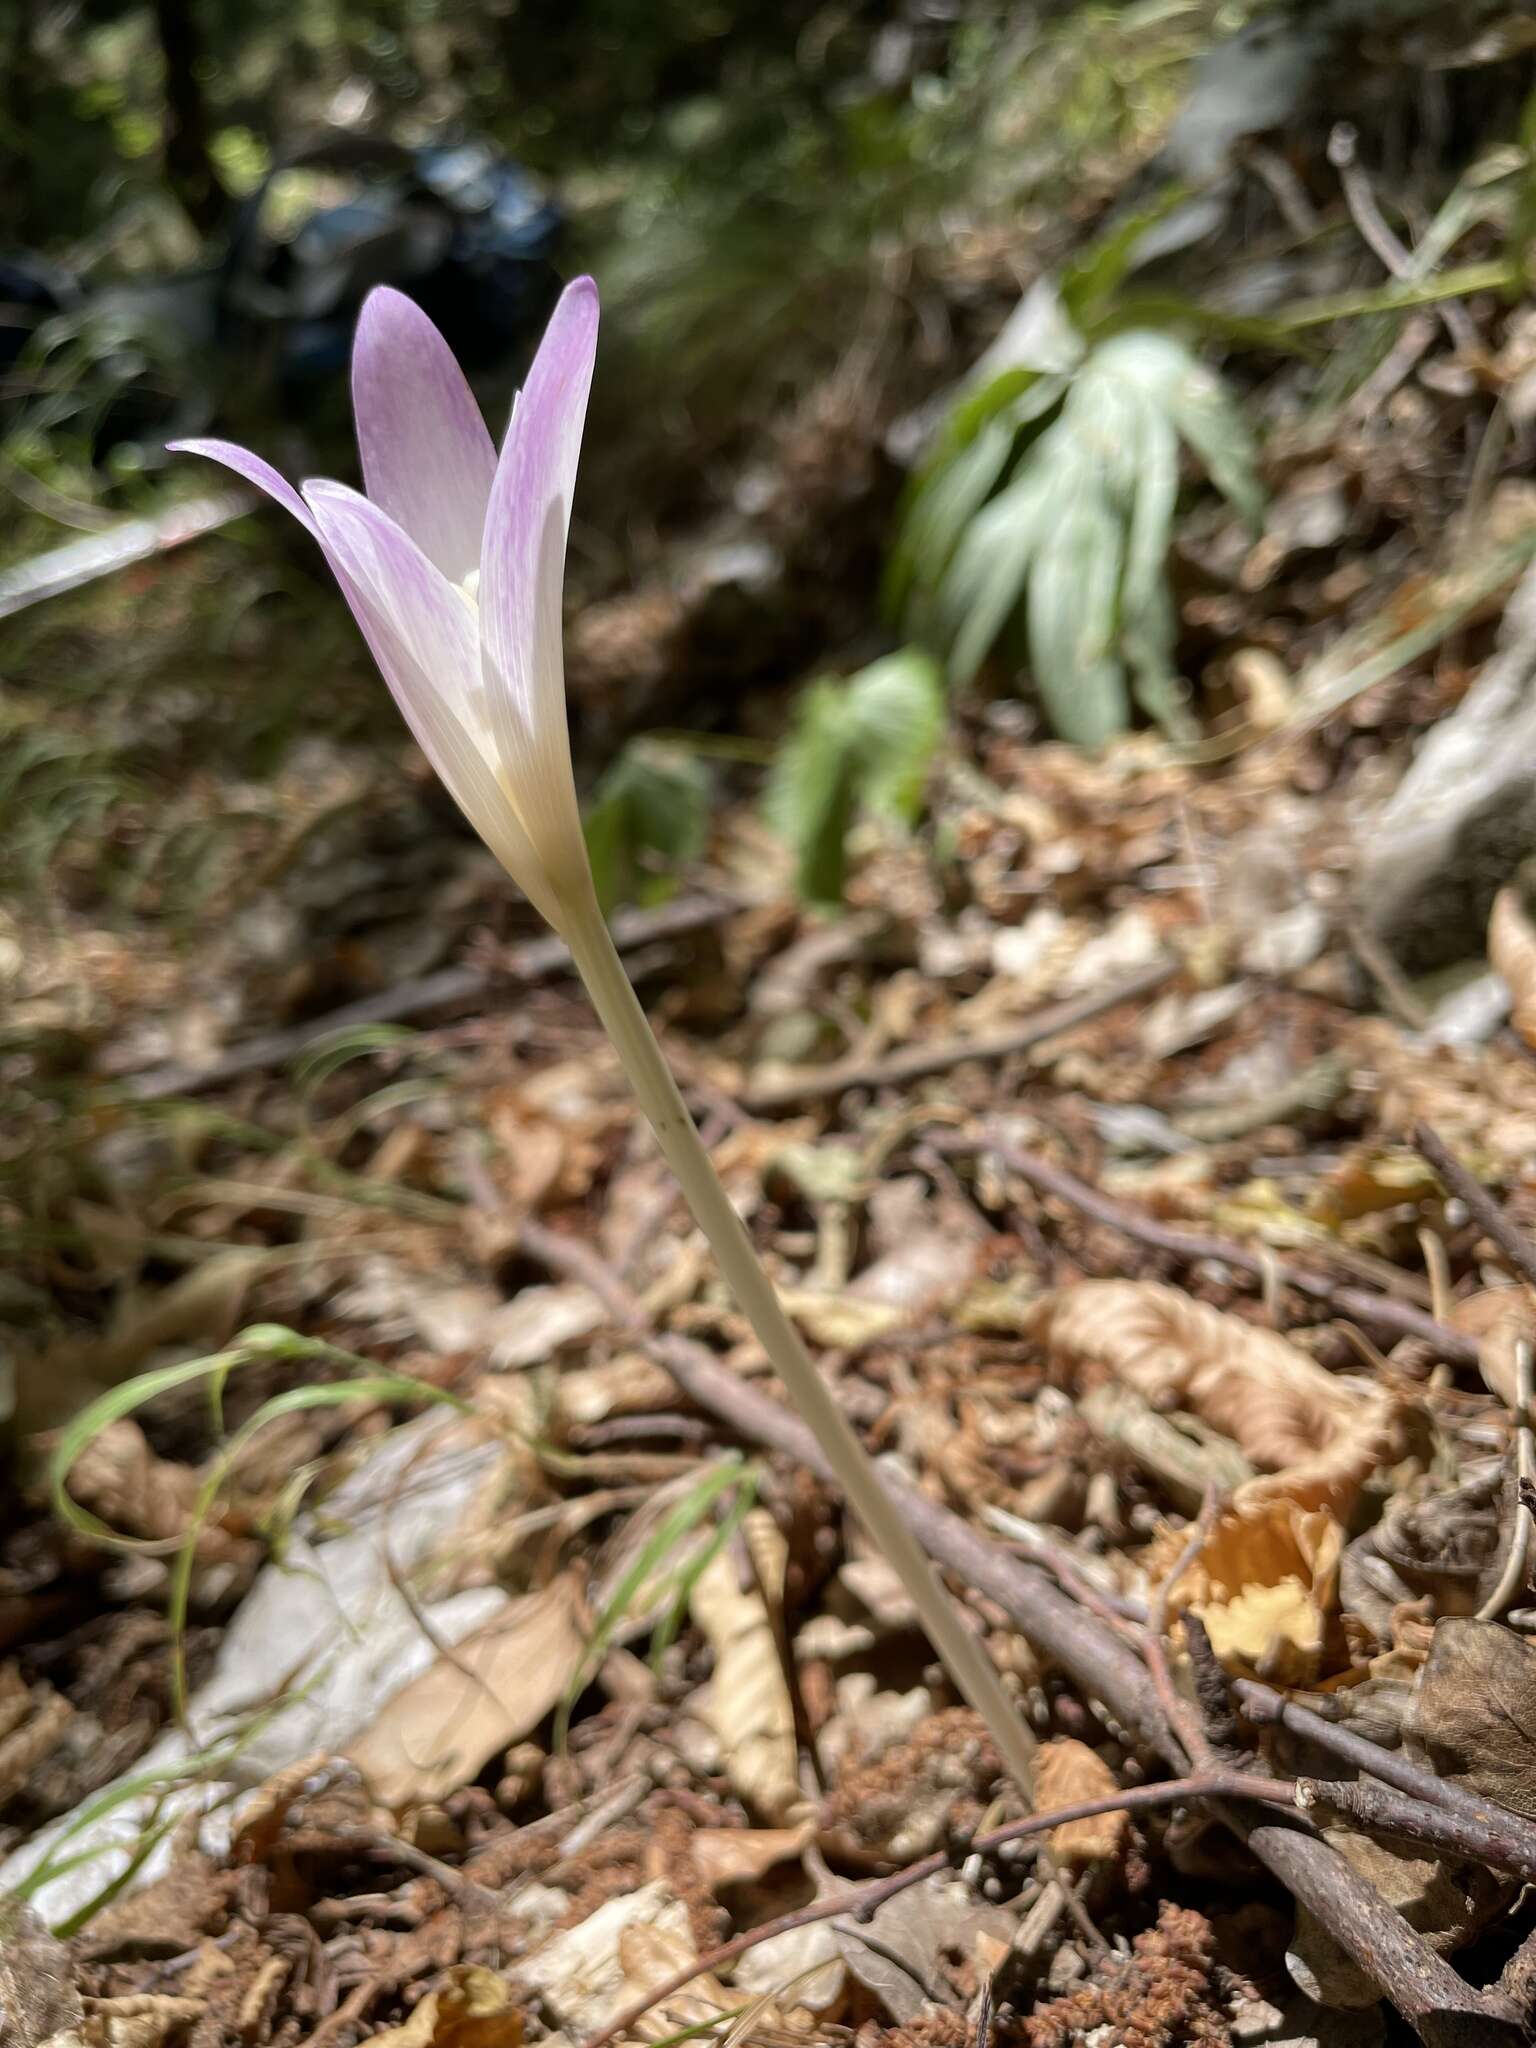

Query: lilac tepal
[173,278,600,931]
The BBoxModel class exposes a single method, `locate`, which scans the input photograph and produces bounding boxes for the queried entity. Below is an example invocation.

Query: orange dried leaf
[363,1966,522,2048]
[1033,1737,1127,1868]
[1028,1280,1403,1514]
[1148,1498,1344,1685]
[1448,1286,1536,1409]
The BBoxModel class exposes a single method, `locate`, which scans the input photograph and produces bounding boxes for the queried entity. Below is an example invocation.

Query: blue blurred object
[223,134,565,392]
[1,133,565,467]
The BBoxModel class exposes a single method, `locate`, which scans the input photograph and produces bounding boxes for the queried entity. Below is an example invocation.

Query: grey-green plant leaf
[846,650,946,825]
[940,458,1059,686]
[1027,484,1129,749]
[764,678,859,905]
[766,652,947,904]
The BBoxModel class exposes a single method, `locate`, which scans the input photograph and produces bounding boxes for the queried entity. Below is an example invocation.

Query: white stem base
[562,891,1037,1802]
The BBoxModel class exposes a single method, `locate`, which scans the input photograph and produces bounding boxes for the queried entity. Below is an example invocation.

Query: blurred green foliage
[764,648,945,905]
[584,736,712,914]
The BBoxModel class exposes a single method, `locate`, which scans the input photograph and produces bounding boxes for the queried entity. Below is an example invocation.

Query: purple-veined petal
[351,288,497,586]
[303,480,559,926]
[479,276,597,882]
[168,438,317,532]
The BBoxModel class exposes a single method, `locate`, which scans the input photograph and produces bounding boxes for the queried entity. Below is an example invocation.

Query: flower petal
[303,480,559,926]
[168,438,316,532]
[479,276,598,882]
[351,288,497,585]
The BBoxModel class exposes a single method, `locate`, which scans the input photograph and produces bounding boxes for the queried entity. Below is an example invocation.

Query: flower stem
[561,890,1037,1802]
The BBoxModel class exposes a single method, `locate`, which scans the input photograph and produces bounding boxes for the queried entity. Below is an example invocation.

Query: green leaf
[886,412,1021,618]
[764,677,859,906]
[765,653,946,905]
[584,738,712,914]
[1060,180,1192,333]
[1027,483,1129,749]
[846,650,946,825]
[939,457,1058,686]
[1118,401,1187,735]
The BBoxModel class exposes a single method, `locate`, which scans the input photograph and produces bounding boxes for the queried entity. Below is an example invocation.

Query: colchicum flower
[173,279,598,935]
[175,281,1039,1806]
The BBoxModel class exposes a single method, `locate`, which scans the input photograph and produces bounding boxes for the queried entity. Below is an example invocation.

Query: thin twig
[1235,1680,1536,1864]
[1329,122,1481,360]
[1143,1487,1223,1768]
[937,1131,1480,1366]
[1297,1776,1536,1886]
[1413,1121,1536,1293]
[578,1772,1294,2048]
[742,959,1177,1109]
[121,890,737,1102]
[516,1217,1523,2043]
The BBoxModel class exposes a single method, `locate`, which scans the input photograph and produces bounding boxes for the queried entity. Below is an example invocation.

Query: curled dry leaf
[517,1881,695,2035]
[39,1996,205,2048]
[1306,1148,1440,1230]
[1149,1499,1344,1685]
[1491,885,1536,1051]
[62,1420,203,1549]
[362,1966,522,2048]
[347,1571,589,1809]
[1033,1737,1126,1868]
[1447,1286,1536,1410]
[1029,1281,1403,1514]
[687,1823,813,1893]
[689,1509,803,1824]
[1288,1826,1510,2012]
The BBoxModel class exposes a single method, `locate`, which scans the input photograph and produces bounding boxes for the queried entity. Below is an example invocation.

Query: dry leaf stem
[578,1769,1295,2048]
[516,1222,1528,2044]
[940,1131,1480,1364]
[1235,1680,1536,1858]
[1413,1120,1536,1294]
[649,1323,1524,2045]
[742,957,1176,1109]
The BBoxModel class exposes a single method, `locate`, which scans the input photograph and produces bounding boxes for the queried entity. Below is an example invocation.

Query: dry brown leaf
[62,1420,203,1549]
[832,1874,1015,2023]
[1289,1825,1510,2010]
[1150,1498,1344,1685]
[65,1997,203,2048]
[1404,1617,1536,1818]
[363,1967,522,2048]
[689,1511,802,1823]
[555,1352,679,1428]
[1307,1148,1440,1229]
[516,1881,695,2035]
[1029,1280,1402,1513]
[1,1899,80,2048]
[348,1572,589,1808]
[1491,886,1536,1050]
[1033,1738,1127,1867]
[1447,1286,1536,1409]
[688,1823,813,1892]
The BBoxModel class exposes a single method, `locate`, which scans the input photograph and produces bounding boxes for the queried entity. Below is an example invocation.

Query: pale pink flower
[174,277,599,929]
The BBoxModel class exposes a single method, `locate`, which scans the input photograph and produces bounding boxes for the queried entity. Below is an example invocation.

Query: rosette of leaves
[765,648,945,906]
[890,273,1262,749]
